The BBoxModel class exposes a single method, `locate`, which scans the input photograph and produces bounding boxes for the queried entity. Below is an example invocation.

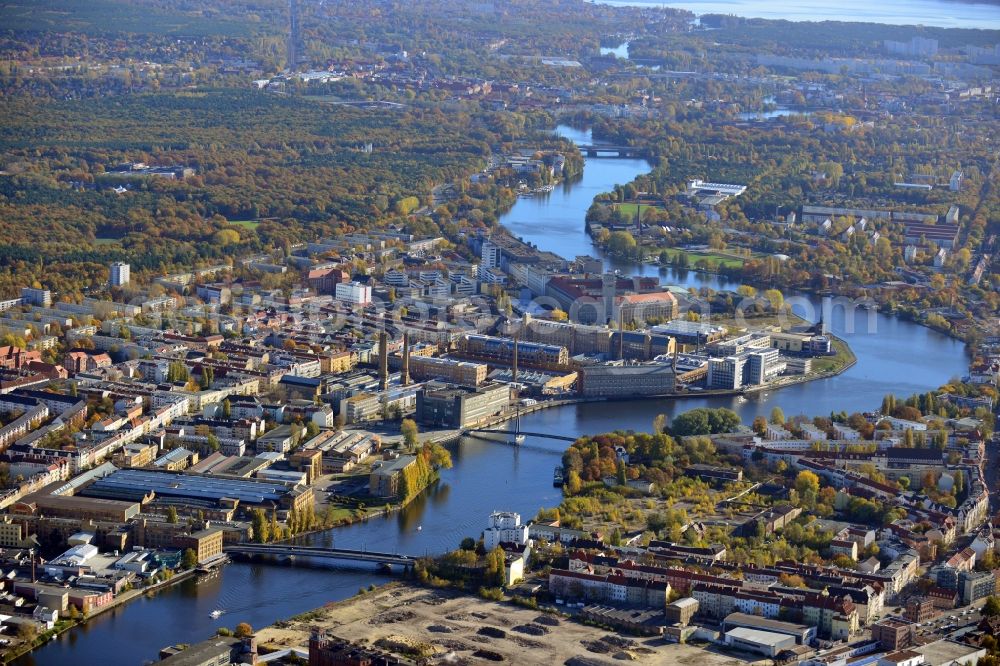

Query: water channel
[19,126,968,666]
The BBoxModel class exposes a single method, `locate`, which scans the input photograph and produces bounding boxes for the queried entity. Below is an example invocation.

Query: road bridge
[466,428,578,442]
[224,544,416,569]
[576,144,647,158]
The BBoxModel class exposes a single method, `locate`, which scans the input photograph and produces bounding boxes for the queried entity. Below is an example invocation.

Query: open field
[710,310,810,331]
[812,337,855,374]
[613,202,664,217]
[256,583,753,666]
[229,220,261,231]
[653,247,748,269]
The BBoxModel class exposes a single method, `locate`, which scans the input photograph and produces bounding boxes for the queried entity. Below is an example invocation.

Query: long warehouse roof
[82,468,293,505]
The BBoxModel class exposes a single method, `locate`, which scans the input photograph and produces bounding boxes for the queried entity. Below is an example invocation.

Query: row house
[801,594,860,640]
[692,583,742,620]
[570,553,735,594]
[17,390,87,427]
[174,416,264,443]
[548,569,669,609]
[826,585,885,626]
[227,396,263,420]
[0,404,49,452]
[734,590,783,618]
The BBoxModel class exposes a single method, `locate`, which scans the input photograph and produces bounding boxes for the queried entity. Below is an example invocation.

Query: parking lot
[914,604,984,642]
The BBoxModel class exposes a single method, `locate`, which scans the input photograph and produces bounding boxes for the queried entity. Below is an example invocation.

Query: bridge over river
[465,428,578,442]
[576,144,647,158]
[224,544,416,569]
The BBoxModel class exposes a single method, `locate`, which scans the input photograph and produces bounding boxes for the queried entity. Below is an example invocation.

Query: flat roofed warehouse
[79,468,312,512]
[723,612,816,644]
[724,627,796,657]
[15,493,141,522]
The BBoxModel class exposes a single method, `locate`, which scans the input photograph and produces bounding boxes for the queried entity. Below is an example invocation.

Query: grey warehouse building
[80,467,314,514]
[579,363,675,398]
[415,381,510,428]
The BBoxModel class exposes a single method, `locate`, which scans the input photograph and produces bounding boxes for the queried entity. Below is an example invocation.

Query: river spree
[19,129,969,665]
[595,0,1000,30]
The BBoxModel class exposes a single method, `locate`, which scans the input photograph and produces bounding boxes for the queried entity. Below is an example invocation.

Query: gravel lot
[256,583,755,665]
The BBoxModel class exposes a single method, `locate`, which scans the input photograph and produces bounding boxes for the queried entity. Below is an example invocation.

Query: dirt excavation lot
[256,583,753,665]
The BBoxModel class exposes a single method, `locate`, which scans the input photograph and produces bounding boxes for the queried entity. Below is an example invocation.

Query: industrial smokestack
[401,331,410,386]
[288,0,301,70]
[512,334,518,384]
[511,334,519,404]
[618,317,624,360]
[602,273,616,325]
[378,330,388,391]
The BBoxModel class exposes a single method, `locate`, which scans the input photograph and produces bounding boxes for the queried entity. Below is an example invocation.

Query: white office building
[707,355,745,390]
[20,287,51,307]
[483,511,529,551]
[334,281,372,306]
[745,349,786,385]
[109,262,131,287]
[481,240,502,269]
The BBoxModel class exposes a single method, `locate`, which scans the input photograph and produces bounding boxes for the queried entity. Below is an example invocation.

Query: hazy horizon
[592,0,1000,30]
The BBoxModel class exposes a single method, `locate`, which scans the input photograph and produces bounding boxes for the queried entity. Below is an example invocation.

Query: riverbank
[1,567,201,664]
[1,620,78,665]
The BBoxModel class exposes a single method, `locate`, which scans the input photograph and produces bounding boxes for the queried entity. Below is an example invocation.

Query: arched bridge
[224,544,417,568]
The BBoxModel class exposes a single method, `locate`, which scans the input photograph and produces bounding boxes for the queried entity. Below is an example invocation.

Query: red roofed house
[0,346,41,370]
[63,351,112,374]
[307,267,349,294]
[616,292,679,325]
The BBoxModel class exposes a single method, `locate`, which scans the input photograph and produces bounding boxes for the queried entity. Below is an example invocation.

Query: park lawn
[230,220,261,231]
[713,310,810,330]
[614,202,641,217]
[654,247,747,269]
[811,337,855,374]
[613,202,664,217]
[694,250,748,268]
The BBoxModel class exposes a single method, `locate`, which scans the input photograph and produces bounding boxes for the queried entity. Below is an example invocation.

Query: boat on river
[553,466,564,487]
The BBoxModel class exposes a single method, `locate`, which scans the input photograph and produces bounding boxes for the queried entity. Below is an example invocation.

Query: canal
[18,127,968,665]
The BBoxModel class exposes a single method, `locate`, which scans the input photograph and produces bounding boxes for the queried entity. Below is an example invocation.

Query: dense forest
[0,89,550,295]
